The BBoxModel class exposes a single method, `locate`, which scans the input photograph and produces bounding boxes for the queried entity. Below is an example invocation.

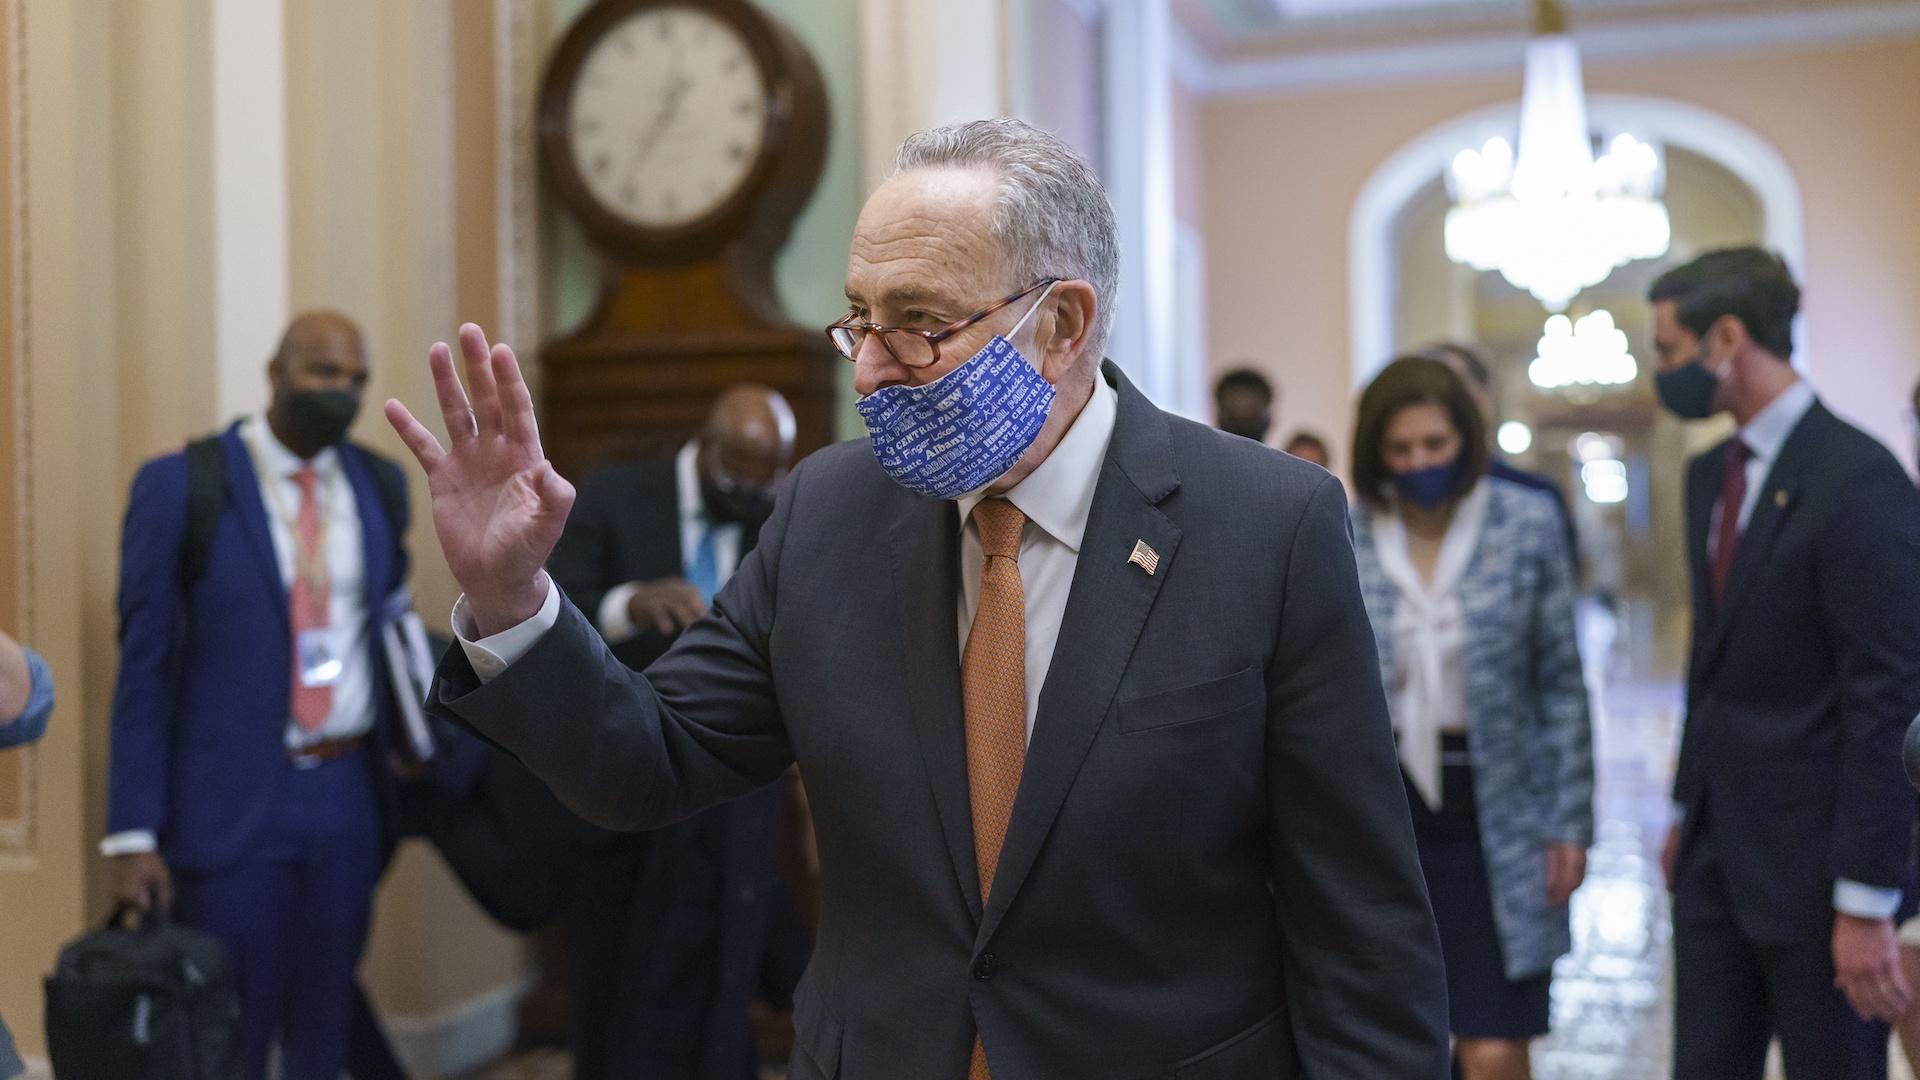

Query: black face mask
[280,390,360,455]
[702,479,773,526]
[1654,343,1723,421]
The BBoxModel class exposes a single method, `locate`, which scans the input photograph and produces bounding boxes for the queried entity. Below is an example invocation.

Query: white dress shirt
[1695,380,1897,920]
[955,374,1118,741]
[456,376,1123,746]
[101,416,374,857]
[1370,482,1489,810]
[596,441,744,644]
[1707,378,1816,556]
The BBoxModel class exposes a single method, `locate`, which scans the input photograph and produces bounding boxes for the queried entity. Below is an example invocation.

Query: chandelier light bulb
[1443,25,1672,309]
[1529,308,1640,390]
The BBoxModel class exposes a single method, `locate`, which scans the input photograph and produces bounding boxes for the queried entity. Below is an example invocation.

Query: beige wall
[1202,36,1920,478]
[0,0,530,1059]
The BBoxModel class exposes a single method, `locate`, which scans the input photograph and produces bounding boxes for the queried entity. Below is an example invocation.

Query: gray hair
[894,119,1120,361]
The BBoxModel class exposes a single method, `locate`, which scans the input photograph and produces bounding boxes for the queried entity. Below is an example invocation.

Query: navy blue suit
[1671,400,1920,1078]
[107,422,410,1080]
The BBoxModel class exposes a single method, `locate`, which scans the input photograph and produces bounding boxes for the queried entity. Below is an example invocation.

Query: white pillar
[211,0,290,419]
[858,0,1012,191]
[1101,0,1180,409]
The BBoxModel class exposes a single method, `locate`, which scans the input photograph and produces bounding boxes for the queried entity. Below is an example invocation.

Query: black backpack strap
[181,435,228,588]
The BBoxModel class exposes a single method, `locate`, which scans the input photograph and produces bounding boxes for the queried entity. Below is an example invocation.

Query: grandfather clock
[536,0,839,476]
[522,0,832,1049]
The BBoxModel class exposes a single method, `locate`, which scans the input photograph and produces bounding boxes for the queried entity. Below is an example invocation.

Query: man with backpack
[100,311,417,1080]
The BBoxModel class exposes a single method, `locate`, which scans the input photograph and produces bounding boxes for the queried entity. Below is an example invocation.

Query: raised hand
[385,324,576,638]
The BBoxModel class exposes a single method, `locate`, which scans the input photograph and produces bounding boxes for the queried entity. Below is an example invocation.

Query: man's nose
[851,336,910,397]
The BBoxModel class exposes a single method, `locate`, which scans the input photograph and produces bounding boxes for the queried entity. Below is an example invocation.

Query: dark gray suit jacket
[433,363,1448,1079]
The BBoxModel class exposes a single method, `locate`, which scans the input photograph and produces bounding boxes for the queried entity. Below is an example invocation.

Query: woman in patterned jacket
[1349,356,1594,1080]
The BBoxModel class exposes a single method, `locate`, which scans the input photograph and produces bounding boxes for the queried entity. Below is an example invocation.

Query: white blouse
[1370,481,1490,811]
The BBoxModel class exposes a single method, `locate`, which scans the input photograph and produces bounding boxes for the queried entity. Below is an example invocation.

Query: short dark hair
[1352,356,1489,510]
[1285,431,1329,456]
[1214,367,1273,404]
[1647,247,1800,359]
[1420,342,1491,390]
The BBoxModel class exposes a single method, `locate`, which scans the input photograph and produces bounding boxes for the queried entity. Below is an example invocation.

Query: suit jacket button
[973,953,997,981]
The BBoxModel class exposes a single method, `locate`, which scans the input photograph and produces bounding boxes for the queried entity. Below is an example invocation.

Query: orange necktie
[962,498,1028,1080]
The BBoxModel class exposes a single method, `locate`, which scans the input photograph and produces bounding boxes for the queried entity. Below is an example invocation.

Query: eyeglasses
[825,278,1061,370]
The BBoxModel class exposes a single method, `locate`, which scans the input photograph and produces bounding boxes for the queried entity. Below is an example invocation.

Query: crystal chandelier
[1528,308,1638,390]
[1444,0,1671,311]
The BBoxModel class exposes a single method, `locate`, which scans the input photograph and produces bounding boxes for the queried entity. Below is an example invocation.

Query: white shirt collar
[1738,378,1816,465]
[676,440,704,523]
[956,370,1119,554]
[247,414,339,479]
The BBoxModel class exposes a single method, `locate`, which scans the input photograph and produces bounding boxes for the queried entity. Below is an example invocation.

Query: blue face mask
[856,285,1058,499]
[1393,459,1462,509]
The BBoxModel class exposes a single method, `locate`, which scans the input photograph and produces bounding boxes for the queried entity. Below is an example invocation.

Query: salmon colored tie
[963,497,1027,1080]
[290,467,332,733]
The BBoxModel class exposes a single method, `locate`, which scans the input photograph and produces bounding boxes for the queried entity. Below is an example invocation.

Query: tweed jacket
[1353,476,1595,980]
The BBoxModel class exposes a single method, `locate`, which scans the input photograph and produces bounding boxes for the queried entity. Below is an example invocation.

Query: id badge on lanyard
[297,627,344,688]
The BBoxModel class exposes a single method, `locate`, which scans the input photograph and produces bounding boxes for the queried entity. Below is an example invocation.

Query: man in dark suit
[535,385,810,1080]
[387,118,1448,1078]
[104,312,418,1080]
[1648,248,1920,1078]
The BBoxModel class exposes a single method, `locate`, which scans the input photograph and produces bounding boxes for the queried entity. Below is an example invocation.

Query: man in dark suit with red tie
[1649,248,1920,1078]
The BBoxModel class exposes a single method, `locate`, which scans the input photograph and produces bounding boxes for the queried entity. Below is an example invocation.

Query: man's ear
[1043,280,1098,372]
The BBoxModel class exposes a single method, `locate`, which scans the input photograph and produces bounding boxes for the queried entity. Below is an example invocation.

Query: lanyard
[243,425,335,600]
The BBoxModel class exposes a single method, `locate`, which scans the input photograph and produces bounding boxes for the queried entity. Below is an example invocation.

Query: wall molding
[0,0,31,855]
[383,975,531,1079]
[1194,2,1920,96]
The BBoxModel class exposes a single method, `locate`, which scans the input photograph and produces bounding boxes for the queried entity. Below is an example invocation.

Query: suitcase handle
[104,901,171,934]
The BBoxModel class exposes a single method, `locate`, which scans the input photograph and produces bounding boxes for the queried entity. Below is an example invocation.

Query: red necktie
[290,467,333,732]
[1710,439,1750,609]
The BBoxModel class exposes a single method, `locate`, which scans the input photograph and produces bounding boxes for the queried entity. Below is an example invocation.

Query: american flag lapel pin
[1774,490,1789,510]
[1128,540,1160,576]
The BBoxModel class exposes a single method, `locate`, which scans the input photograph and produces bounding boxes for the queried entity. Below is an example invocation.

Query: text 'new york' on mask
[855,282,1060,500]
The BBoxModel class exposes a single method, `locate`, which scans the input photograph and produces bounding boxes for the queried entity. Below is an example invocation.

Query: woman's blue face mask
[1392,457,1463,509]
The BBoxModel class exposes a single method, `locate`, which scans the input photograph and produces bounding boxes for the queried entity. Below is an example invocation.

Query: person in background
[1212,366,1274,444]
[0,628,54,1080]
[1283,430,1332,470]
[539,385,812,1080]
[1649,248,1920,1078]
[1424,342,1580,577]
[1349,357,1593,1080]
[103,312,418,1080]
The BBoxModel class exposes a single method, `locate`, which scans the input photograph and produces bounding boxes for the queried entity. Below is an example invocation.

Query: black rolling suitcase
[43,905,241,1080]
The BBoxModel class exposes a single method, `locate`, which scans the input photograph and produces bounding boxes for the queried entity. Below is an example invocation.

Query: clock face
[566,6,770,231]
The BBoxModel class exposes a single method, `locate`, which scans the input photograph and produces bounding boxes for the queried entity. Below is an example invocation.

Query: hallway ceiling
[1176,0,1920,62]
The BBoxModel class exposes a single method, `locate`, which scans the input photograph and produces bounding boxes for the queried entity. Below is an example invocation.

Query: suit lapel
[1684,449,1718,675]
[221,426,289,622]
[888,492,982,922]
[978,363,1182,945]
[1695,406,1821,677]
[338,446,393,612]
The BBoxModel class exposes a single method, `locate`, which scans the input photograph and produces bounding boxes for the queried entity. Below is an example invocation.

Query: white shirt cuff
[1834,879,1903,920]
[453,577,562,685]
[597,582,643,645]
[100,830,158,856]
